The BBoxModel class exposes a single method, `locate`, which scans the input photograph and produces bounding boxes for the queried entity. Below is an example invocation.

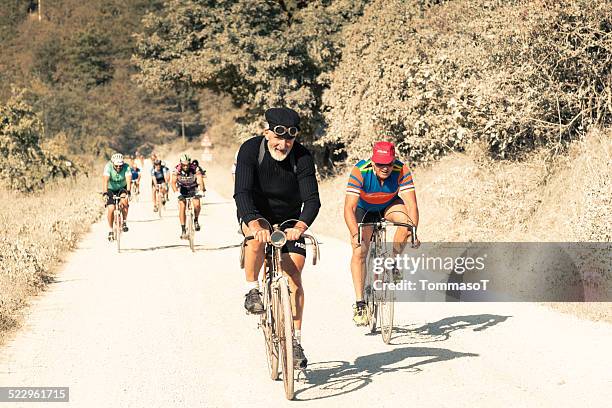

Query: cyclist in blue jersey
[344,141,420,326]
[130,158,141,195]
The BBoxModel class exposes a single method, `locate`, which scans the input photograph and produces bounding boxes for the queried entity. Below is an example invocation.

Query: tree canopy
[134,0,370,141]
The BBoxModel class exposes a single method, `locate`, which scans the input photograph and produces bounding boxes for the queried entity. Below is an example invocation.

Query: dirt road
[1,174,611,407]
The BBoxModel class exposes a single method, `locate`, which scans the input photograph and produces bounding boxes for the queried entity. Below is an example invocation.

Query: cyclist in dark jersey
[150,159,170,212]
[171,154,205,239]
[234,107,320,369]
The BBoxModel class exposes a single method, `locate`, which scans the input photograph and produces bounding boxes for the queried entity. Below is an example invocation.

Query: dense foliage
[0,89,73,192]
[0,0,204,160]
[2,0,610,184]
[134,0,370,142]
[321,0,612,163]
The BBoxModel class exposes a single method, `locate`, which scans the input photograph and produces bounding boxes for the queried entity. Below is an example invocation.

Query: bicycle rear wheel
[187,210,195,252]
[379,268,395,344]
[261,281,279,380]
[277,279,294,400]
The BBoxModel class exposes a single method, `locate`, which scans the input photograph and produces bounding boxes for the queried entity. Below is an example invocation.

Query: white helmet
[111,153,124,166]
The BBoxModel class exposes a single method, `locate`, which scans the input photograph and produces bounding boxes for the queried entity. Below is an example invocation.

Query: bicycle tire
[379,268,395,344]
[187,208,195,252]
[277,278,294,400]
[157,191,163,219]
[115,210,122,253]
[365,246,378,333]
[261,277,279,380]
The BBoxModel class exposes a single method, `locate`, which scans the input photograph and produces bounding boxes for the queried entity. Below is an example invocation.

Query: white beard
[269,147,291,161]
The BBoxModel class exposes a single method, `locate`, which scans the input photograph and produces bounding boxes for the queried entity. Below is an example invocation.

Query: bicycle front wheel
[157,192,163,218]
[187,212,195,252]
[115,211,122,253]
[277,279,294,400]
[379,268,395,344]
[261,281,279,380]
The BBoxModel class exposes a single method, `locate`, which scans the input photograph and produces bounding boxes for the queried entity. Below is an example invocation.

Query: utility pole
[180,102,186,148]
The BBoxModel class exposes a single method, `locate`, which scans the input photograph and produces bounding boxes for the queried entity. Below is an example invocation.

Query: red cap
[371,141,396,164]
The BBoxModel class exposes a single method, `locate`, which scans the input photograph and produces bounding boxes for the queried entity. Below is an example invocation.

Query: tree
[133,0,370,143]
[0,89,73,192]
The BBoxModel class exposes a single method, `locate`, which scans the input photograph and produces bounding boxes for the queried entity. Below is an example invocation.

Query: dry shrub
[321,0,612,164]
[0,175,102,339]
[316,128,611,243]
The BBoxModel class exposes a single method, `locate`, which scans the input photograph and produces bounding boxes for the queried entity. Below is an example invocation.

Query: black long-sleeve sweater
[233,136,321,227]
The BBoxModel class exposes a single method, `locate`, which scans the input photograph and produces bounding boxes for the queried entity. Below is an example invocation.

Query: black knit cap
[265,107,300,129]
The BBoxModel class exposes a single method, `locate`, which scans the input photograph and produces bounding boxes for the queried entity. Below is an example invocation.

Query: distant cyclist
[130,159,141,195]
[192,159,207,178]
[151,159,170,212]
[344,141,420,326]
[171,154,205,239]
[102,153,132,241]
[161,160,170,201]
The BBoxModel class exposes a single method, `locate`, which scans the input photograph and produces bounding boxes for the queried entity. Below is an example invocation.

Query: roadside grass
[0,175,102,344]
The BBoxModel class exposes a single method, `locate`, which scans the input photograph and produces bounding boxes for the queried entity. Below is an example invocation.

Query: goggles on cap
[265,122,299,139]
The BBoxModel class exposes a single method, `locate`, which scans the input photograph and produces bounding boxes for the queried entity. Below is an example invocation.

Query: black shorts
[355,198,404,223]
[239,219,306,257]
[178,187,199,199]
[105,188,128,207]
[153,178,166,185]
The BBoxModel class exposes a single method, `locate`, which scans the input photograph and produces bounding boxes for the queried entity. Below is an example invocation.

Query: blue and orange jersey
[346,159,415,211]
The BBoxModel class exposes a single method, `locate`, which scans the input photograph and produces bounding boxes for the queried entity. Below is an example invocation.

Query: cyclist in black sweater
[234,107,320,369]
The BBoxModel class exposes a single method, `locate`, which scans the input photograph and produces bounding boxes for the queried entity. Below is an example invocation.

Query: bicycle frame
[184,195,200,252]
[110,193,127,253]
[358,219,417,342]
[239,218,320,400]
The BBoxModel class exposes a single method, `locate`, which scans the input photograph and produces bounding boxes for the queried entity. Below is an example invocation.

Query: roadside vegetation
[0,176,102,342]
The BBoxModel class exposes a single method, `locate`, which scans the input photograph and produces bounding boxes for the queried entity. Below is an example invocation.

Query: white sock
[246,280,259,292]
[295,330,301,343]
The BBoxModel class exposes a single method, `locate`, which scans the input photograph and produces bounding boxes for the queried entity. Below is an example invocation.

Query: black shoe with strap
[194,220,201,231]
[244,288,264,314]
[122,222,129,232]
[293,340,308,369]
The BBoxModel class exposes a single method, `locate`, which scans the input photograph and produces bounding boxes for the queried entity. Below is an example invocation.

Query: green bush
[0,89,74,192]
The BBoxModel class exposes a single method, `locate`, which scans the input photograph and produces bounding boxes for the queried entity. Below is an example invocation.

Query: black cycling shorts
[355,198,404,223]
[105,188,128,207]
[178,187,199,199]
[239,219,306,257]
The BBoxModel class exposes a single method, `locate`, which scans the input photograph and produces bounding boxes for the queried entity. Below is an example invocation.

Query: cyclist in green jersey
[102,153,132,241]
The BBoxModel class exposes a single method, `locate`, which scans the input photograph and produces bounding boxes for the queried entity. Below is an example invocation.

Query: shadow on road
[390,314,512,345]
[295,346,478,401]
[121,243,241,252]
[121,244,187,252]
